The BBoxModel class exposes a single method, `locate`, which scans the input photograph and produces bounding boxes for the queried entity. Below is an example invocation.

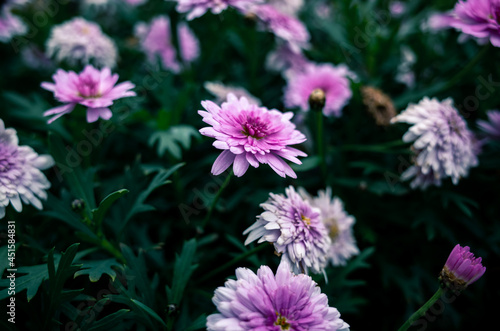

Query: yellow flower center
[328,218,339,240]
[274,313,291,330]
[301,214,311,226]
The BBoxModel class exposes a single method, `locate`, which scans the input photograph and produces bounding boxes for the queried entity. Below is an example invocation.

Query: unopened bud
[308,88,326,112]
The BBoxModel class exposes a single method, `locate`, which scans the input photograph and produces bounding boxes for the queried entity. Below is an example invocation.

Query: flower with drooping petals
[0,119,54,219]
[199,94,307,178]
[135,16,199,72]
[248,4,310,52]
[244,186,331,275]
[284,63,354,117]
[477,110,500,141]
[426,0,500,47]
[391,97,479,189]
[41,65,136,123]
[299,188,359,267]
[46,17,118,68]
[175,0,262,20]
[204,81,261,105]
[0,0,28,43]
[439,244,486,293]
[207,261,349,331]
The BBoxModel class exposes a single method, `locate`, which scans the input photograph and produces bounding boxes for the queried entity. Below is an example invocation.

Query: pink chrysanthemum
[427,0,500,47]
[0,0,27,43]
[207,261,349,331]
[0,119,54,219]
[46,17,118,68]
[391,97,479,189]
[249,4,310,52]
[439,244,486,293]
[477,110,500,141]
[135,16,199,72]
[198,94,307,178]
[284,63,354,117]
[175,0,262,20]
[244,186,331,276]
[299,188,359,267]
[41,65,136,123]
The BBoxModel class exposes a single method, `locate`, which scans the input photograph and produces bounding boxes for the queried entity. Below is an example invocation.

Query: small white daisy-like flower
[0,119,54,219]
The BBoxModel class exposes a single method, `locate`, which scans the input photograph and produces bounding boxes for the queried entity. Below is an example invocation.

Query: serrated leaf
[149,125,200,159]
[74,259,123,282]
[0,244,19,276]
[0,263,49,301]
[120,244,155,307]
[131,299,167,328]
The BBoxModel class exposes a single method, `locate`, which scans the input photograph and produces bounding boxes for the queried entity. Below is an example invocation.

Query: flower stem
[196,244,268,284]
[199,171,232,231]
[316,111,327,180]
[398,287,444,331]
[101,238,126,264]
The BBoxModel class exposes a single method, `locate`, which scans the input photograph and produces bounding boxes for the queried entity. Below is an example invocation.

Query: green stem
[196,244,269,284]
[101,238,126,264]
[199,171,233,231]
[398,287,444,331]
[316,111,327,180]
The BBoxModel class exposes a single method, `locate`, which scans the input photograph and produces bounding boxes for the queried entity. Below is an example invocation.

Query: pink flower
[135,16,199,72]
[477,110,500,141]
[284,63,354,117]
[41,65,136,123]
[440,244,486,292]
[250,4,310,52]
[198,93,307,178]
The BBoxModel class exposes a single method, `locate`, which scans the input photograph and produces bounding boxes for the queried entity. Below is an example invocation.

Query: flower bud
[308,88,326,112]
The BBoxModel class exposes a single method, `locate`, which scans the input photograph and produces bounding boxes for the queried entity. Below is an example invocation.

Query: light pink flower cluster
[198,94,307,178]
[0,0,28,43]
[41,65,136,123]
[135,16,199,72]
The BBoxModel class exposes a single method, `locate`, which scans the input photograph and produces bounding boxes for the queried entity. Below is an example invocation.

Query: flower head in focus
[477,110,500,141]
[439,244,486,293]
[41,65,136,123]
[0,0,28,43]
[198,94,307,178]
[175,0,262,20]
[284,63,354,117]
[207,261,349,330]
[244,186,331,275]
[46,17,118,68]
[299,188,359,266]
[0,119,54,219]
[391,97,479,189]
[135,16,199,72]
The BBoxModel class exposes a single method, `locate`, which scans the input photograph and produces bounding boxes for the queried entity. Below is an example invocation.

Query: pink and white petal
[44,103,76,123]
[233,154,250,177]
[40,82,56,92]
[86,107,112,123]
[246,153,260,168]
[211,150,236,176]
[213,141,229,150]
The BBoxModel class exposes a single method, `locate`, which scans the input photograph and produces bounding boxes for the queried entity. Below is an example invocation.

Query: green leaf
[74,259,123,282]
[130,299,167,328]
[87,309,132,331]
[48,243,82,305]
[166,239,198,306]
[120,244,155,307]
[149,125,201,159]
[0,244,19,277]
[185,314,207,331]
[0,263,48,301]
[48,132,97,214]
[122,163,184,227]
[92,189,129,228]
